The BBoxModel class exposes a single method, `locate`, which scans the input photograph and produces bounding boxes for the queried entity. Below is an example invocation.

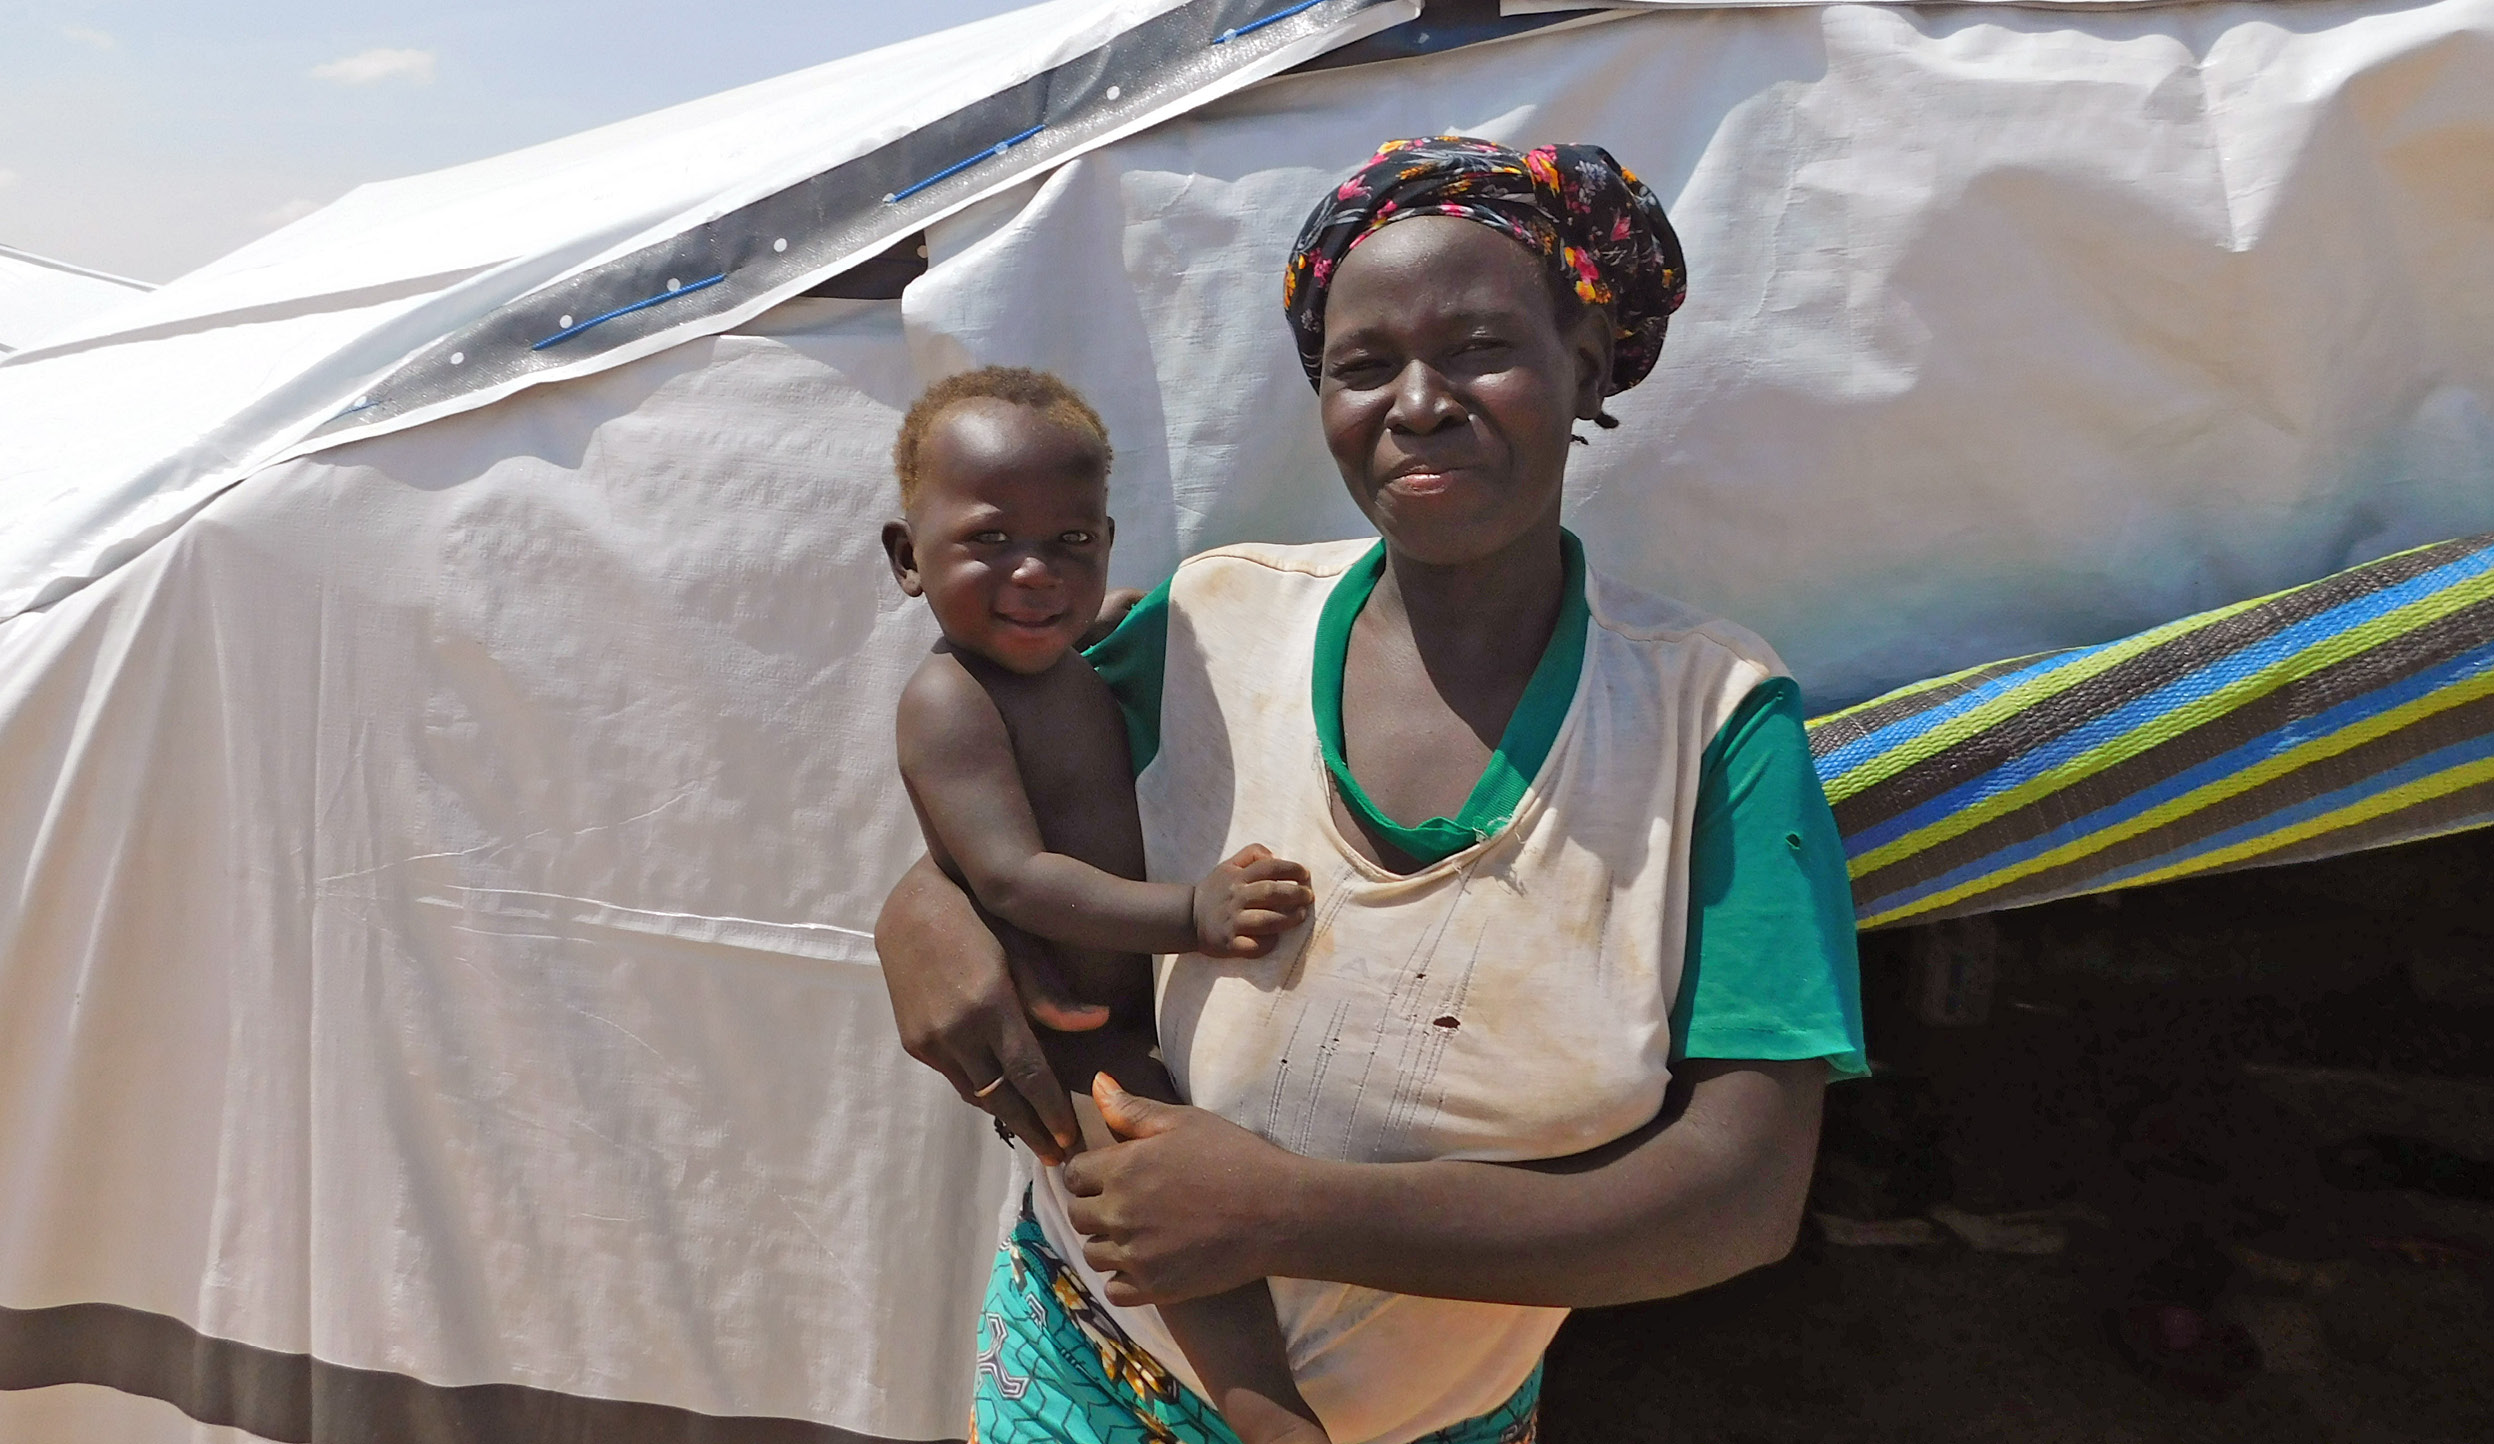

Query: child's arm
[896,664,1310,957]
[1161,1290,1329,1444]
[1073,1065,1329,1444]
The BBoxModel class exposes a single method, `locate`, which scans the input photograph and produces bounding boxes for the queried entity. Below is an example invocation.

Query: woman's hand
[1079,587,1149,650]
[1059,1076,1308,1305]
[875,854,1110,1163]
[1071,1058,1825,1311]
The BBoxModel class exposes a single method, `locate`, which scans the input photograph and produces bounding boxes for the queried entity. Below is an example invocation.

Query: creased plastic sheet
[5,2,2494,1441]
[0,0,1275,622]
[889,0,2494,707]
[0,301,1015,1442]
[0,246,152,355]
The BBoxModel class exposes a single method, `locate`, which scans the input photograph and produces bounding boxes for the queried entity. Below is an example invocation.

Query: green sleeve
[1673,677,1870,1079]
[1082,577,1172,777]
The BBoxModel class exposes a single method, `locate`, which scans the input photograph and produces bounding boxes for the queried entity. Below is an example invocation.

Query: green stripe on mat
[1846,592,2494,901]
[1843,569,2494,879]
[1855,678,2494,923]
[1817,535,2487,818]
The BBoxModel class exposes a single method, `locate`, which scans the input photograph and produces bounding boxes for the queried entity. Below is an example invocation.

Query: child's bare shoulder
[895,650,1009,766]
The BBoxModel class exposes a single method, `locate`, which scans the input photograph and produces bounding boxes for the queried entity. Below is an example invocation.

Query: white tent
[3,2,2491,1440]
[0,243,151,355]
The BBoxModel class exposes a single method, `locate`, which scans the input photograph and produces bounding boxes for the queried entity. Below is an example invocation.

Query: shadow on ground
[1545,1222,2492,1443]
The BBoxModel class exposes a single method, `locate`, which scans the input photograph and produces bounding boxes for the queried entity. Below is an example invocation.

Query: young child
[881,366,1329,1444]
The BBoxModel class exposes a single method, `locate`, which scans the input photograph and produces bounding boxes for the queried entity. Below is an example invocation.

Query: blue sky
[1,1,1038,281]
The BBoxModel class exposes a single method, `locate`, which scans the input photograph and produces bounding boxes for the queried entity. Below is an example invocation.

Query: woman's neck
[1367,516,1569,703]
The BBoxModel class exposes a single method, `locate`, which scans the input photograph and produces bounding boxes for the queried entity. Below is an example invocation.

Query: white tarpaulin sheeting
[0,244,150,355]
[4,2,2494,1441]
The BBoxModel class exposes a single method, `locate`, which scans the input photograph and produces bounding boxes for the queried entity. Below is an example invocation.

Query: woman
[879,137,1866,1444]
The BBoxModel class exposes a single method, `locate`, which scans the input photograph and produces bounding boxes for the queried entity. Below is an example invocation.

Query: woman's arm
[875,853,1098,1162]
[879,854,1821,1309]
[1059,1057,1824,1309]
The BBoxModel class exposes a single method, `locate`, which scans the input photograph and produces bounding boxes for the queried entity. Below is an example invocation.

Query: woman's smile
[1381,463,1467,499]
[1316,217,1612,568]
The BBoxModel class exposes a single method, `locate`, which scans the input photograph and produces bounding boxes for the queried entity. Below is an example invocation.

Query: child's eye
[970,530,1010,545]
[1059,529,1095,545]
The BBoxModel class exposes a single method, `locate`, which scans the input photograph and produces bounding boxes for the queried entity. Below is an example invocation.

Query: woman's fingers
[989,1018,1080,1159]
[1060,1152,1105,1199]
[1058,1103,1290,1303]
[1002,928,1111,1034]
[1079,587,1148,649]
[878,856,1080,1158]
[942,1041,1058,1163]
[985,1085,1066,1164]
[1080,1236,1126,1276]
[1076,1237,1169,1305]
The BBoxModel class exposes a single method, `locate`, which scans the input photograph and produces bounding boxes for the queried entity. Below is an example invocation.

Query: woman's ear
[1569,305,1617,423]
[882,519,925,597]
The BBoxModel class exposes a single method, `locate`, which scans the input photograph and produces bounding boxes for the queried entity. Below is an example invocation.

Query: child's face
[884,399,1113,676]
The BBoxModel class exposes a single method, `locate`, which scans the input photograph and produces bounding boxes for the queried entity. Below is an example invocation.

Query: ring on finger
[971,1075,1007,1100]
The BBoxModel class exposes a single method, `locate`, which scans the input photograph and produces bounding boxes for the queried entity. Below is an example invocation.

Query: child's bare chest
[989,664,1146,878]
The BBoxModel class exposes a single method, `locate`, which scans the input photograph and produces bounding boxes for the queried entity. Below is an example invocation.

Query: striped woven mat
[1807,533,2494,928]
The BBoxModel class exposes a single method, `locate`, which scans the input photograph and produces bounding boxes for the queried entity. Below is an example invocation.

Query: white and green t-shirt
[1034,533,1863,1444]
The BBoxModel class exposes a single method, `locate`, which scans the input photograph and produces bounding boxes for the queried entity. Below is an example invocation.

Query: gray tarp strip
[0,1302,954,1444]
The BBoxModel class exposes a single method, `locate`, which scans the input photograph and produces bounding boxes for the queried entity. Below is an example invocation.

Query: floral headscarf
[1282,136,1687,396]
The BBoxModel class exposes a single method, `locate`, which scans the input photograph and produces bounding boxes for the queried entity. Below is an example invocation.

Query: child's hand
[1191,845,1313,958]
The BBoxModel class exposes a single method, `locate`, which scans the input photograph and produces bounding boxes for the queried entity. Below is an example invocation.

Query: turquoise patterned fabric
[971,1196,1544,1444]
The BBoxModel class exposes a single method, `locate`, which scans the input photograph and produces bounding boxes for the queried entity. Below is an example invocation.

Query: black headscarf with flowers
[1282,135,1687,398]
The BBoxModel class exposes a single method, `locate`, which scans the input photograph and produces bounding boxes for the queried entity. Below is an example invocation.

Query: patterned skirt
[970,1194,1541,1444]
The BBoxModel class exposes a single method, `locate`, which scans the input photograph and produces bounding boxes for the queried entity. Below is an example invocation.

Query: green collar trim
[1312,530,1590,867]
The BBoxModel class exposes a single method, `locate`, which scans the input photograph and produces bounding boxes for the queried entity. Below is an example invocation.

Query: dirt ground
[1541,829,2494,1443]
[1542,1206,2494,1443]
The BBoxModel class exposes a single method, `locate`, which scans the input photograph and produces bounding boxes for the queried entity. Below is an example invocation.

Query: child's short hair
[892,366,1113,507]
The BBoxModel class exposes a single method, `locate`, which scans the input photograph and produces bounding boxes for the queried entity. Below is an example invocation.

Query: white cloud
[309,48,436,86]
[254,198,325,230]
[60,26,117,50]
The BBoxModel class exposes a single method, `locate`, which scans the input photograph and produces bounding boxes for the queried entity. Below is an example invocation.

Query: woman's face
[1317,216,1613,568]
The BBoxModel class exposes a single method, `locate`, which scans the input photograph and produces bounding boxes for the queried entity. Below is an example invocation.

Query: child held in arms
[882,366,1327,1444]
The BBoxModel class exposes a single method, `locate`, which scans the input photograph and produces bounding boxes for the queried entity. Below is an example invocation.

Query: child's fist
[1192,844,1314,958]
